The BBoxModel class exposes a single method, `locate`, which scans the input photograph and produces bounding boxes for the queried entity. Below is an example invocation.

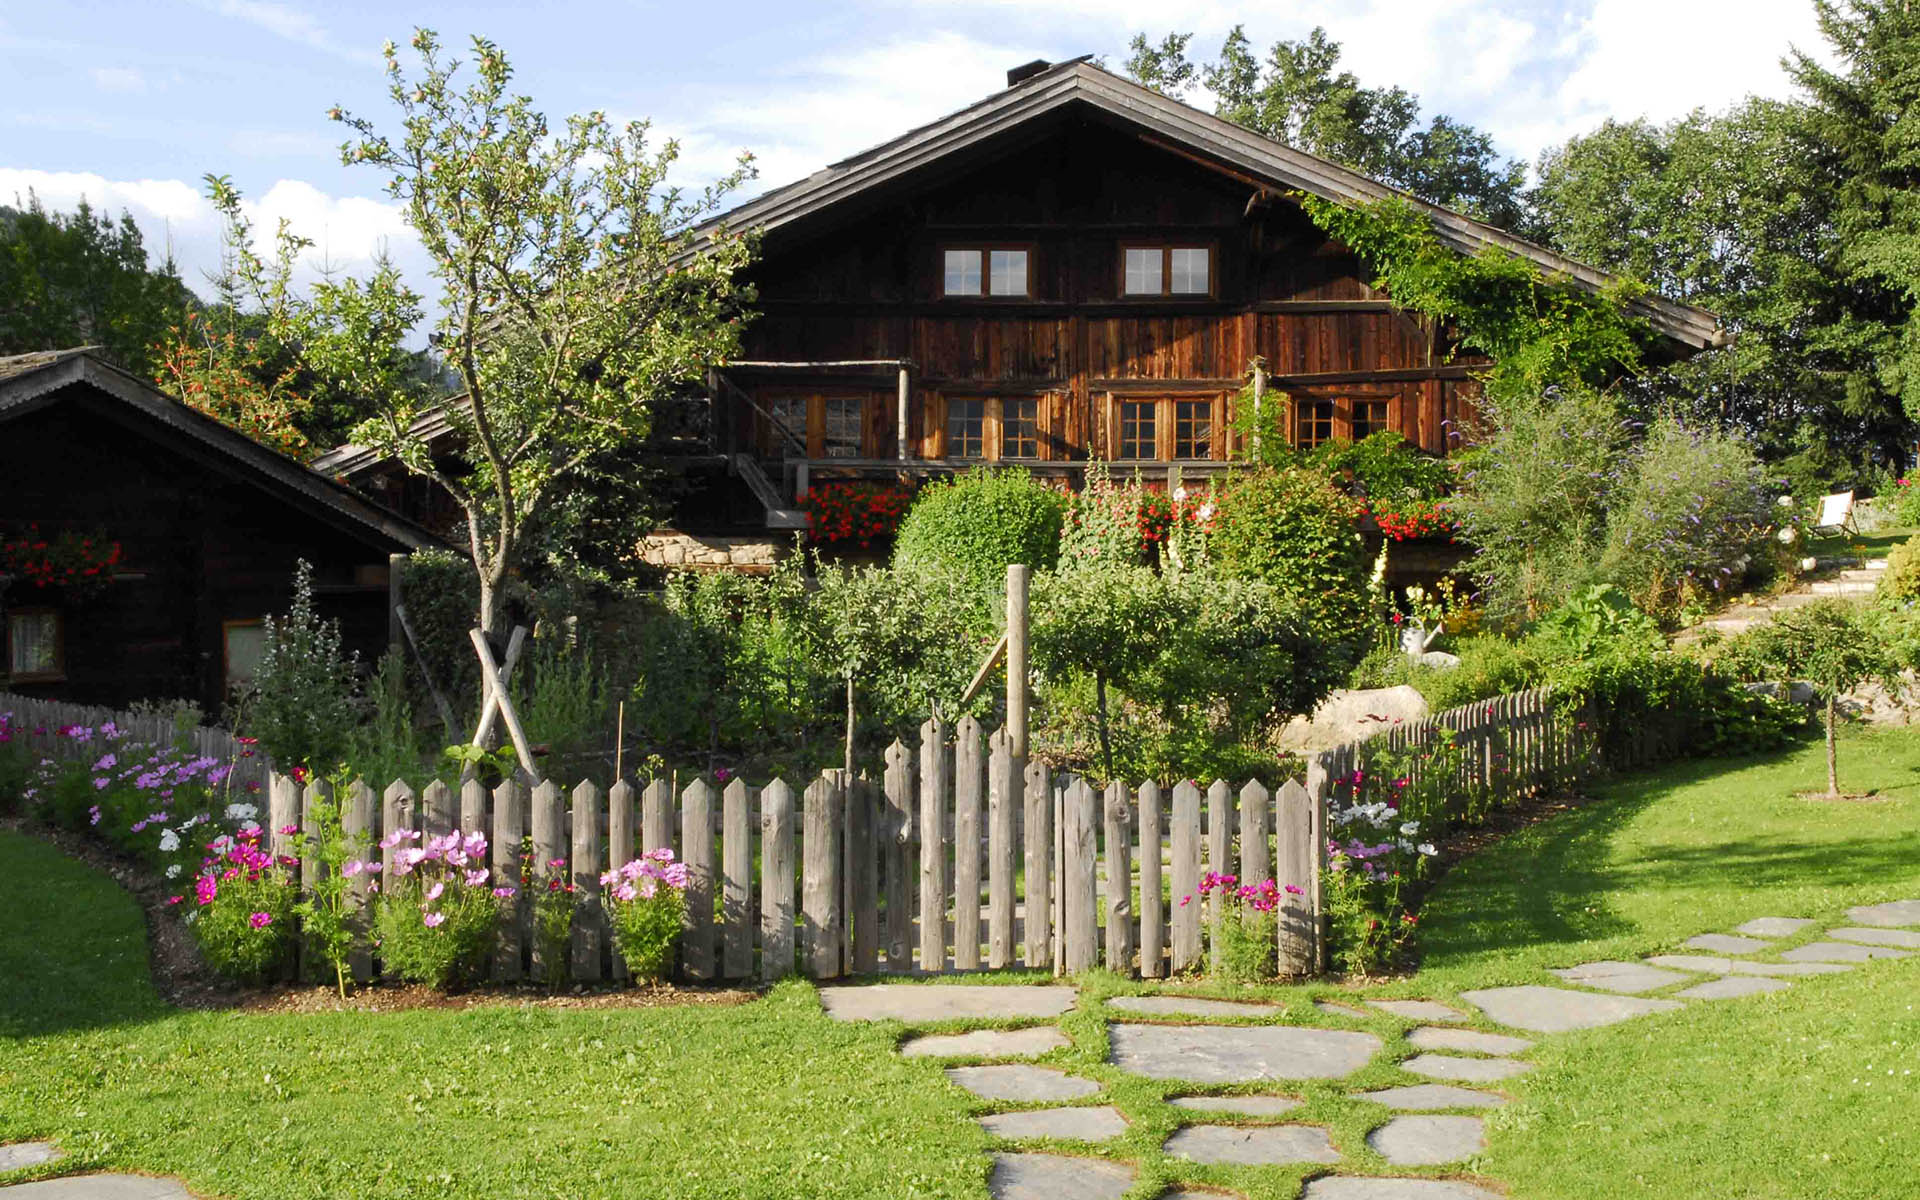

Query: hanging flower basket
[1,527,123,602]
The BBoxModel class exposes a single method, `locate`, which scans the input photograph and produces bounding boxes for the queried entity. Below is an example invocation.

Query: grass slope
[0,833,984,1200]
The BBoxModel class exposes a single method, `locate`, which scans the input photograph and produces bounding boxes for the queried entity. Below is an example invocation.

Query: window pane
[8,611,59,677]
[225,622,266,689]
[946,398,986,458]
[1170,247,1210,294]
[1353,398,1389,440]
[1002,398,1039,459]
[767,396,808,455]
[1174,399,1213,459]
[988,250,1028,296]
[1294,399,1335,449]
[823,397,863,458]
[944,249,981,296]
[1119,401,1157,459]
[1123,248,1163,295]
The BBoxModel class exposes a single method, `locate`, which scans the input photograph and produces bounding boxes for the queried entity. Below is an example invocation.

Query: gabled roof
[312,399,465,477]
[0,348,441,552]
[699,59,1722,350]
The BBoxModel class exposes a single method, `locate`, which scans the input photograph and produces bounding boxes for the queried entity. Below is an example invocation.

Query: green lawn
[4,728,1920,1199]
[1808,523,1914,560]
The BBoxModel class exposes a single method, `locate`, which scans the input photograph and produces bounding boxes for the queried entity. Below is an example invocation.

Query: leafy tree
[1746,600,1901,798]
[1126,26,1526,227]
[150,309,314,458]
[1032,562,1182,781]
[1207,466,1370,648]
[0,194,196,373]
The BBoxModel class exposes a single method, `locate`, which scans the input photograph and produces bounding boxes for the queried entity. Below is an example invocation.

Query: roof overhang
[695,61,1723,351]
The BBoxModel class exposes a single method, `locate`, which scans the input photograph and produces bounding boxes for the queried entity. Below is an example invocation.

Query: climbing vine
[1299,194,1654,408]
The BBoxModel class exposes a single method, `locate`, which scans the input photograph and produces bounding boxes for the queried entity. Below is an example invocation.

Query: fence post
[1169,781,1201,973]
[1006,564,1030,761]
[1240,780,1272,888]
[491,776,524,981]
[1137,781,1163,979]
[953,716,984,970]
[1023,759,1052,970]
[918,719,949,973]
[847,772,880,975]
[1275,778,1315,975]
[299,776,330,981]
[1205,780,1231,974]
[1103,780,1133,974]
[987,729,1017,969]
[529,780,565,981]
[344,779,375,982]
[570,781,604,982]
[681,779,716,981]
[459,777,487,836]
[642,779,673,857]
[802,773,843,978]
[760,778,796,982]
[422,779,454,841]
[1304,753,1333,975]
[882,741,914,972]
[722,778,753,980]
[1063,779,1098,973]
[608,779,636,980]
[380,780,415,881]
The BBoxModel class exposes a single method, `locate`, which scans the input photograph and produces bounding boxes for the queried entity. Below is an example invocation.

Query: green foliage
[1879,532,1920,605]
[188,836,298,985]
[1307,433,1454,502]
[1126,25,1527,226]
[1534,586,1664,657]
[891,468,1065,589]
[1210,908,1277,984]
[291,776,366,999]
[1031,563,1181,780]
[345,652,436,786]
[1207,466,1369,647]
[240,560,359,772]
[516,637,611,778]
[528,850,576,989]
[1299,196,1650,407]
[0,195,196,376]
[374,874,501,990]
[1734,598,1903,794]
[397,547,481,725]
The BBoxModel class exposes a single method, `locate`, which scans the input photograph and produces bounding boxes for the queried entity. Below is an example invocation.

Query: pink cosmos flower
[248,912,273,929]
[424,881,445,902]
[491,886,516,899]
[422,912,446,928]
[464,868,489,887]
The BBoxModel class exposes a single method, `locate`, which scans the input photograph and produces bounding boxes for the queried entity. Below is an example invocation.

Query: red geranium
[1,525,122,598]
[799,483,912,549]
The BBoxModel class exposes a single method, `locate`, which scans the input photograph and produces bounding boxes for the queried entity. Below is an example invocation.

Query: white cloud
[0,168,422,305]
[89,67,147,93]
[195,0,381,66]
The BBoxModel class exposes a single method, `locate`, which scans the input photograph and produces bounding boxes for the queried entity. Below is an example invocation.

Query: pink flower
[424,881,445,902]
[491,886,516,899]
[463,868,489,887]
[248,912,273,929]
[422,911,446,928]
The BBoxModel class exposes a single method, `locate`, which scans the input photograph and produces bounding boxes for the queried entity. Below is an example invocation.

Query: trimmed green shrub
[891,468,1065,590]
[1207,467,1369,648]
[1880,533,1920,605]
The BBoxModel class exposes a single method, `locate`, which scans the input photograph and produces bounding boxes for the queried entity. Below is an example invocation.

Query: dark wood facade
[0,352,434,711]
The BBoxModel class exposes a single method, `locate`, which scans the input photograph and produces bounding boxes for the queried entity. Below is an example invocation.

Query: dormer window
[943,247,1029,297]
[1122,244,1213,296]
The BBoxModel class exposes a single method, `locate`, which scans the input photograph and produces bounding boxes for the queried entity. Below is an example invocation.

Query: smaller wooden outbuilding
[0,348,439,712]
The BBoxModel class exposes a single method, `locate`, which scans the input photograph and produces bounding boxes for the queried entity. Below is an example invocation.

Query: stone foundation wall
[637,531,785,570]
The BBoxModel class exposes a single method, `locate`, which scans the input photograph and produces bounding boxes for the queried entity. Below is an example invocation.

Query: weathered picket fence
[0,692,271,795]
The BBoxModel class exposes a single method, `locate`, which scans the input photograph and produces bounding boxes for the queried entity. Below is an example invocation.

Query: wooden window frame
[1117,242,1217,298]
[1000,396,1041,461]
[1293,396,1337,450]
[1351,396,1391,441]
[933,393,1055,462]
[5,607,65,684]
[759,392,877,459]
[939,244,1034,299]
[222,617,266,693]
[1105,393,1228,462]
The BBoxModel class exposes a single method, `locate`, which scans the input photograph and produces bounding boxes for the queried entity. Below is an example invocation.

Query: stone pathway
[811,897,1920,1199]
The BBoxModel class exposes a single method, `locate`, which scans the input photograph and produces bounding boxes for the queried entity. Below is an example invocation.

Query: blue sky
[2,0,1833,309]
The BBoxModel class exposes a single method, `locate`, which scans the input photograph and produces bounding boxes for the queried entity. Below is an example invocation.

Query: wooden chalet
[320,57,1721,538]
[0,349,438,710]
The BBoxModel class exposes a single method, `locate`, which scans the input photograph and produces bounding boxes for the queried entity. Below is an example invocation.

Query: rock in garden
[978,1106,1128,1141]
[1365,999,1469,1022]
[1366,1115,1486,1165]
[1779,941,1911,963]
[1278,686,1431,750]
[1683,934,1773,955]
[1108,995,1276,1018]
[1402,1054,1531,1083]
[1673,976,1791,1000]
[0,1143,61,1171]
[1405,1027,1533,1055]
[1303,1179,1503,1199]
[0,1179,195,1199]
[1107,1022,1381,1082]
[1458,986,1682,1033]
[900,1027,1069,1058]
[1734,917,1815,937]
[1356,1084,1507,1111]
[1847,900,1920,927]
[1828,926,1920,949]
[987,1152,1133,1200]
[946,1065,1101,1102]
[1162,1124,1341,1165]
[1168,1094,1302,1116]
[819,984,1077,1022]
[1550,961,1695,994]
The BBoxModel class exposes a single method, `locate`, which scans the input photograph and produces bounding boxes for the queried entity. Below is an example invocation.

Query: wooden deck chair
[1810,490,1857,536]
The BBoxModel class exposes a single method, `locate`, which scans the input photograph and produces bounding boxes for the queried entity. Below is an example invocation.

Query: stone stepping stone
[1735,917,1815,937]
[1356,1084,1507,1111]
[820,985,1077,1022]
[0,1180,194,1199]
[1107,1023,1381,1083]
[1169,1094,1301,1116]
[1403,1054,1531,1083]
[1109,995,1276,1018]
[1460,985,1682,1033]
[1366,1114,1486,1165]
[1674,976,1791,1000]
[1405,1026,1533,1056]
[987,1152,1133,1200]
[947,1065,1101,1102]
[1830,926,1920,949]
[1303,1178,1502,1200]
[979,1106,1128,1142]
[902,1027,1069,1058]
[1550,961,1694,994]
[1162,1124,1341,1165]
[1728,960,1851,977]
[1366,999,1469,1022]
[1161,1193,1246,1200]
[1646,954,1851,977]
[1683,933,1772,955]
[0,1145,60,1171]
[1644,954,1736,973]
[1779,941,1911,964]
[1847,899,1920,927]
[1315,1000,1372,1019]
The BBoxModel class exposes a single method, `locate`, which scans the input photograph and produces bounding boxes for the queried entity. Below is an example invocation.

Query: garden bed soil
[1,817,756,1015]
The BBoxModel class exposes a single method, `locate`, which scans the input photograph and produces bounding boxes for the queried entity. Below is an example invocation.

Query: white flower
[1417,842,1437,857]
[165,864,181,879]
[224,802,258,822]
[158,829,180,853]
[1196,503,1215,521]
[1800,556,1819,572]
[1399,821,1420,836]
[1777,527,1798,544]
[1173,485,1188,503]
[1777,495,1794,508]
